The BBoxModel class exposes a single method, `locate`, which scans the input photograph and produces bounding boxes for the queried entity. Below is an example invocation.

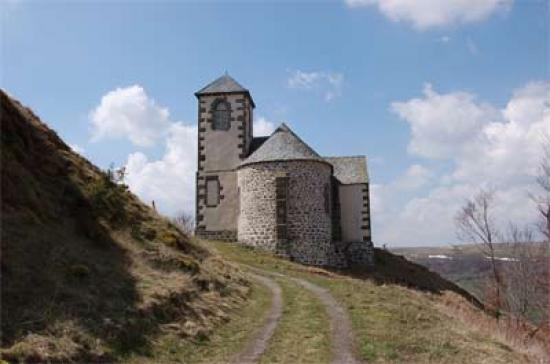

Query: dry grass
[437,291,550,363]
[208,241,547,363]
[125,278,273,364]
[0,90,250,363]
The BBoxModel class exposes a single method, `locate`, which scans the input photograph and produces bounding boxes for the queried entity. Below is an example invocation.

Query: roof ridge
[273,123,322,157]
[240,123,326,166]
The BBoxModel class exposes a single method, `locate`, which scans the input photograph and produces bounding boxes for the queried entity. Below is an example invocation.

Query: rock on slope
[0,90,249,362]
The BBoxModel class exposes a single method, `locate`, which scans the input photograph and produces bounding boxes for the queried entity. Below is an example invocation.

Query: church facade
[195,74,373,267]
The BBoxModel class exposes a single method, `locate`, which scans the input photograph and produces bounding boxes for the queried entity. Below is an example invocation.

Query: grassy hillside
[0,90,250,363]
[208,241,549,363]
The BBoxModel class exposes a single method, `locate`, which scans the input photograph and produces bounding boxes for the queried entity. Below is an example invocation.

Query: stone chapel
[195,74,373,267]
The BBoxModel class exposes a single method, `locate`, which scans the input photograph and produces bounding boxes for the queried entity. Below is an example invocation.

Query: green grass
[259,277,331,364]
[126,254,333,364]
[126,257,333,364]
[125,279,272,364]
[207,241,531,364]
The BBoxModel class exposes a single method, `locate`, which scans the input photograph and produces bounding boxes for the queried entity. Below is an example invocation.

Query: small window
[206,177,220,207]
[324,184,330,213]
[212,100,231,130]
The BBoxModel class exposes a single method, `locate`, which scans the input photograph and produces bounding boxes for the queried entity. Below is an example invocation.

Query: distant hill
[391,243,549,323]
[0,90,249,362]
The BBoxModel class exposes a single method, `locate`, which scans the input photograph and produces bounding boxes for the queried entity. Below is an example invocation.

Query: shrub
[87,174,128,226]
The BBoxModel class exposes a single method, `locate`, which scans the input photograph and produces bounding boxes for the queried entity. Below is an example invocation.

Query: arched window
[212,100,231,130]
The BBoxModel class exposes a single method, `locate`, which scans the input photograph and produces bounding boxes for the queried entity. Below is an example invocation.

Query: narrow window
[324,183,330,214]
[275,177,288,240]
[212,100,231,130]
[206,177,220,207]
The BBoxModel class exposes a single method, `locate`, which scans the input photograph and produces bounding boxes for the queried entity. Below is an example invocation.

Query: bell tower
[194,74,255,240]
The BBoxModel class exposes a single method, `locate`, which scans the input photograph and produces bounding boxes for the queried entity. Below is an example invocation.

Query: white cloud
[89,85,197,216]
[375,81,549,246]
[125,123,197,216]
[394,164,434,190]
[287,70,344,102]
[254,117,276,136]
[89,85,171,147]
[346,0,512,30]
[68,143,85,155]
[373,181,538,247]
[287,70,322,89]
[437,35,451,43]
[391,83,500,159]
[452,82,550,183]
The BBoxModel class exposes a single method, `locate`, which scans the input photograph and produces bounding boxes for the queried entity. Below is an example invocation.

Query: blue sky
[2,0,548,246]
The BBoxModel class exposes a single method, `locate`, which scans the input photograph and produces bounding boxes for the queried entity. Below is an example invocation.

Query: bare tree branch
[456,189,503,312]
[172,212,195,236]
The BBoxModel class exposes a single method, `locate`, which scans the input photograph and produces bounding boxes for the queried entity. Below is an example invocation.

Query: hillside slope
[0,90,249,362]
[209,241,550,363]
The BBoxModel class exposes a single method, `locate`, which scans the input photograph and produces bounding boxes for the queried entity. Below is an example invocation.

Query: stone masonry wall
[237,160,333,266]
[195,228,237,242]
[195,92,252,237]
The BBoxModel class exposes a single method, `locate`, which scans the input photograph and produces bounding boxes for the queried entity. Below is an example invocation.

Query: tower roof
[240,123,329,167]
[195,74,255,107]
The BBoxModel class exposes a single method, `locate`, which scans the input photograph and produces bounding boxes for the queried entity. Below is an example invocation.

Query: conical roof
[240,123,329,167]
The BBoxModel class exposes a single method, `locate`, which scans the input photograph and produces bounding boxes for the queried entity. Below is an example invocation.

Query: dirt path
[247,266,362,364]
[230,273,283,364]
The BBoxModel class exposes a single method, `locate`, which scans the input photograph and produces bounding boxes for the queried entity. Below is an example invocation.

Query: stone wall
[330,240,374,268]
[347,240,374,267]
[195,228,237,242]
[237,160,334,266]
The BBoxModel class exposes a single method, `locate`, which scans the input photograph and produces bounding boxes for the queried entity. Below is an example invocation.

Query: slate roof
[324,156,369,184]
[195,74,255,107]
[249,136,269,154]
[241,123,328,167]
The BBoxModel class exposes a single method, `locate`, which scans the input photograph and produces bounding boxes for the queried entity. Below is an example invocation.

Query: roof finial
[224,69,228,76]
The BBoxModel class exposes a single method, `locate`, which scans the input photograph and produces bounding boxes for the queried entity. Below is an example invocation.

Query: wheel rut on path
[246,266,362,364]
[230,273,283,364]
